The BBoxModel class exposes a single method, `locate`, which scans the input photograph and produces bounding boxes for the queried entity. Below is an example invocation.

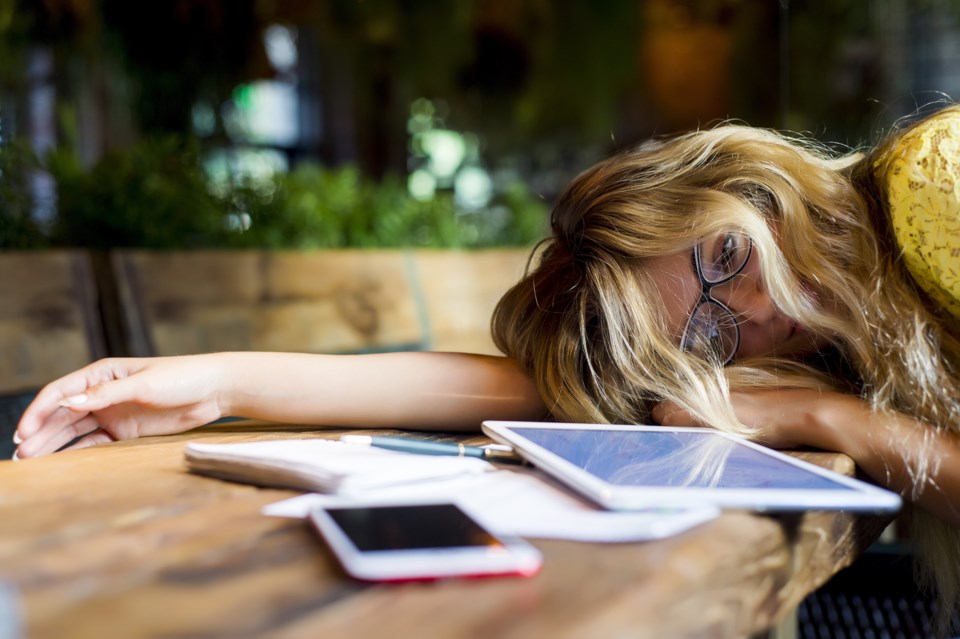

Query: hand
[14,355,226,458]
[651,388,849,451]
[656,388,960,525]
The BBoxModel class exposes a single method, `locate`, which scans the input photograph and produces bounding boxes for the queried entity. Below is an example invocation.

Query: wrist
[207,352,244,419]
[807,393,867,458]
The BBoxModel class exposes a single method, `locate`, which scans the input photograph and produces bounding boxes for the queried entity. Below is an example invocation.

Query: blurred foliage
[239,164,546,249]
[0,136,548,250]
[0,0,29,86]
[98,0,263,135]
[5,0,947,252]
[0,141,48,248]
[786,0,960,143]
[305,1,640,156]
[46,137,227,249]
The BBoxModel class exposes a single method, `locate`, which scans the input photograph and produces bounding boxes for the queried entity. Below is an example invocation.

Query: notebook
[184,438,493,494]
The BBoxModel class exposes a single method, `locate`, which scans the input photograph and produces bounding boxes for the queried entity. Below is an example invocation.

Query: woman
[492,106,960,626]
[14,104,960,621]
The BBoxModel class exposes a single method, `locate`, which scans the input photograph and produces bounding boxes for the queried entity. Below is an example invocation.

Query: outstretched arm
[654,388,960,526]
[14,351,546,458]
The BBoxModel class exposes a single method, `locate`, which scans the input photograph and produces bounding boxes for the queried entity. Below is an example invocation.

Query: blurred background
[2,0,959,251]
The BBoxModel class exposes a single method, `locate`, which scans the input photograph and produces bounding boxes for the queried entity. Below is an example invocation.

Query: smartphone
[309,501,543,582]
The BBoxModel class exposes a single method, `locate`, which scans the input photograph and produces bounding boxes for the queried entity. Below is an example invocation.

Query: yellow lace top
[886,105,960,322]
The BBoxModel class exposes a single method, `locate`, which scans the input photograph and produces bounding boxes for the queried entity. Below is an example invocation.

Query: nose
[711,276,777,326]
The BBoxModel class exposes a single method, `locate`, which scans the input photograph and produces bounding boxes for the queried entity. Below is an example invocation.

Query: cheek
[735,326,778,359]
[645,254,701,342]
[658,286,695,342]
[744,248,765,284]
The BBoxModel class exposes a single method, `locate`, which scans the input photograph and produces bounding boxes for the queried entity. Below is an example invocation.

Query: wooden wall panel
[0,251,105,393]
[114,250,431,356]
[413,249,530,355]
[114,249,533,358]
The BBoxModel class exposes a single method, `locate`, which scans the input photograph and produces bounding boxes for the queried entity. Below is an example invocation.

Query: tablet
[481,421,902,514]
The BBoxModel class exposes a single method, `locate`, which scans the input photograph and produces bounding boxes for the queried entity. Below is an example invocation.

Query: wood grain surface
[0,423,891,639]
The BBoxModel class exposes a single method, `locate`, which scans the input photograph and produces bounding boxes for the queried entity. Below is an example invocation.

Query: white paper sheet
[262,468,718,543]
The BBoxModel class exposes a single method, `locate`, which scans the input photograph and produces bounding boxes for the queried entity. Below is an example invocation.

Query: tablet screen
[510,427,849,491]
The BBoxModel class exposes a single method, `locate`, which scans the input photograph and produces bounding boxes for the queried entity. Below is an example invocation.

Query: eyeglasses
[679,232,753,365]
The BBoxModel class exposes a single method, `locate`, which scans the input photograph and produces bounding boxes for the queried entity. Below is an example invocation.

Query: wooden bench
[110,249,531,357]
[0,250,106,392]
[0,250,107,456]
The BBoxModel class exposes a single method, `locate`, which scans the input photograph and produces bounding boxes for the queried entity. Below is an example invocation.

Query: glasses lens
[681,302,739,363]
[698,232,751,283]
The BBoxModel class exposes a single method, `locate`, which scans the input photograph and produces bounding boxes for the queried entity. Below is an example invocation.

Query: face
[648,233,827,362]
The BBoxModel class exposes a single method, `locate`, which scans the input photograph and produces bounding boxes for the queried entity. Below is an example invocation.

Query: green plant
[46,137,234,249]
[234,162,548,249]
[0,140,48,249]
[0,134,548,250]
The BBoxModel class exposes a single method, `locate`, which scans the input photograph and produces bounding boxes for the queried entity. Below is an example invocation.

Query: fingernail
[11,450,19,462]
[59,394,88,407]
[12,431,22,445]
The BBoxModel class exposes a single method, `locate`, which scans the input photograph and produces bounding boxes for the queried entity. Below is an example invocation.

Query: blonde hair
[492,113,960,624]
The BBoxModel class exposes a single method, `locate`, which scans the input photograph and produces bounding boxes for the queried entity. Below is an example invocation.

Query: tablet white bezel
[481,421,901,513]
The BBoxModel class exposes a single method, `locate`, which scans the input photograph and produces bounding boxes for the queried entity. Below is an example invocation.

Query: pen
[339,435,526,464]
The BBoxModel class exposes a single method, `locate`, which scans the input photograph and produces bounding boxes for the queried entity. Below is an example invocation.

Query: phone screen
[325,503,504,552]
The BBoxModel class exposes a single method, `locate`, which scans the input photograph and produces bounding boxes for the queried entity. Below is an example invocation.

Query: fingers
[15,399,90,459]
[16,359,127,440]
[12,357,162,459]
[61,429,117,453]
[651,400,704,427]
[15,416,102,458]
[59,375,141,414]
[17,377,88,442]
[18,399,90,444]
[652,400,684,426]
[17,368,141,445]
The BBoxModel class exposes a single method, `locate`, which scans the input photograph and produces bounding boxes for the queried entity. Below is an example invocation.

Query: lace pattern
[887,106,960,322]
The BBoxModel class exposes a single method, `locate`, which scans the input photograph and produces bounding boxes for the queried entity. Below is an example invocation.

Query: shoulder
[888,106,960,179]
[885,105,960,321]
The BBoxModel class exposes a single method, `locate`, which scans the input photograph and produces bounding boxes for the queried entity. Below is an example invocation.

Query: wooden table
[0,422,891,639]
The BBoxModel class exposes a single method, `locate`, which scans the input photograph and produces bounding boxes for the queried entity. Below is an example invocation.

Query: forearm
[212,351,547,431]
[810,394,960,526]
